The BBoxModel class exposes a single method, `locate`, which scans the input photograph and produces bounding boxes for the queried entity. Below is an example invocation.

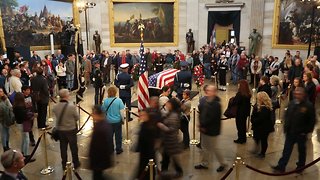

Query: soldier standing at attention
[115,63,134,121]
[93,62,103,105]
[174,61,192,100]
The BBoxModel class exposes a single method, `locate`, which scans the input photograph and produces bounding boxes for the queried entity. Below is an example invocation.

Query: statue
[248,29,262,56]
[186,29,195,53]
[93,30,102,54]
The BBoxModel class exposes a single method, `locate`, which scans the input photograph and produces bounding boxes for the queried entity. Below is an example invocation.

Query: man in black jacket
[288,58,303,82]
[31,68,49,128]
[272,87,316,173]
[0,149,27,180]
[93,62,103,105]
[194,85,227,172]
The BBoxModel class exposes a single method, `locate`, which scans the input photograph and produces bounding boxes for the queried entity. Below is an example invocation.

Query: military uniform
[115,63,134,119]
[218,56,228,91]
[93,63,103,105]
[174,61,192,100]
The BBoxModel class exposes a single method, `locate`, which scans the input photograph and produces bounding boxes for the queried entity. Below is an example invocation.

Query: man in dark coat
[174,61,192,100]
[93,62,103,105]
[0,149,27,180]
[115,63,134,120]
[288,58,304,82]
[272,87,316,173]
[258,76,272,98]
[195,85,227,172]
[29,51,41,71]
[31,68,49,128]
[89,105,114,180]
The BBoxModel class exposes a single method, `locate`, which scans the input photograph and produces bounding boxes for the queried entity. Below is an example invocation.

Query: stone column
[250,0,265,56]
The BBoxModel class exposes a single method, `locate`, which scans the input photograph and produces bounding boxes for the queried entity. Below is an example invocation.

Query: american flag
[149,69,180,89]
[137,41,150,110]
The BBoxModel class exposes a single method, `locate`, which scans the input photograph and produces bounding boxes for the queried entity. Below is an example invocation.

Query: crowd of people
[0,40,319,180]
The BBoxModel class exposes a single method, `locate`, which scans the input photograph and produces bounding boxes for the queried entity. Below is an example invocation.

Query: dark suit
[31,75,49,128]
[29,55,41,71]
[174,69,192,100]
[0,171,27,180]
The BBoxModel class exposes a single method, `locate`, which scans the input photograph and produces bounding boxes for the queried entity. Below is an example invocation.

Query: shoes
[196,143,202,149]
[116,149,123,155]
[233,139,246,144]
[194,164,208,169]
[271,165,285,173]
[3,146,10,152]
[74,162,81,170]
[295,166,304,174]
[216,165,225,172]
[128,118,133,122]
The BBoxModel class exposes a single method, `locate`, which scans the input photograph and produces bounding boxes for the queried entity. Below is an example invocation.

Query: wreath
[193,65,204,87]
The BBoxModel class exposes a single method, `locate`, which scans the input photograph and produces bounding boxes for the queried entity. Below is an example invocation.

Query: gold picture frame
[109,0,179,47]
[0,0,80,52]
[272,0,315,49]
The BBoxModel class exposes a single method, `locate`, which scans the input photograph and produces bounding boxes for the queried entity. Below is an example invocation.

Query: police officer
[93,61,103,105]
[115,63,134,120]
[174,61,192,100]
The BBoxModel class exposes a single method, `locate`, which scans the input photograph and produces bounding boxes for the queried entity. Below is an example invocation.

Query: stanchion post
[123,107,131,145]
[234,156,244,180]
[66,162,73,180]
[40,128,54,175]
[275,95,282,124]
[148,159,155,180]
[190,107,200,145]
[47,101,53,122]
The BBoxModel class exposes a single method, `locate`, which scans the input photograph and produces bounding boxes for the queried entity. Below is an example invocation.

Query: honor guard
[93,61,103,104]
[174,61,192,100]
[218,55,228,91]
[115,63,134,120]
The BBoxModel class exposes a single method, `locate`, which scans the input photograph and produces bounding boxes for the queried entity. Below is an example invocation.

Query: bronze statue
[93,30,102,53]
[186,29,195,53]
[248,29,262,56]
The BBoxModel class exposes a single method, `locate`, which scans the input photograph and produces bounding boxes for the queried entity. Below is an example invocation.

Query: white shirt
[56,65,66,77]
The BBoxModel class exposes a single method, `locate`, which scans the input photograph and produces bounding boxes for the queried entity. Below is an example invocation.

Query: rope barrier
[131,112,139,118]
[77,105,91,116]
[73,170,82,180]
[220,167,234,180]
[25,134,43,165]
[77,115,91,133]
[50,97,57,103]
[245,156,320,176]
[61,170,67,180]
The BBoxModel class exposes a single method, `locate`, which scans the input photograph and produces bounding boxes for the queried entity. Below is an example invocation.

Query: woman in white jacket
[56,61,67,90]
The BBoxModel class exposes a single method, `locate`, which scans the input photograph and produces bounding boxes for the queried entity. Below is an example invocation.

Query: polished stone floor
[1,78,320,180]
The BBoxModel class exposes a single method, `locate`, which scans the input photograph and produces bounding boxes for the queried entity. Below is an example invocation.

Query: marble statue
[248,29,262,56]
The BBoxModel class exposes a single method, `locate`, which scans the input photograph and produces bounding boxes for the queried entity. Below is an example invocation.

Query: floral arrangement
[193,65,204,87]
[131,63,140,81]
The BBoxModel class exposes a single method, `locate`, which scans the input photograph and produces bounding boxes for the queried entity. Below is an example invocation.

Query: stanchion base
[123,139,132,145]
[275,119,282,124]
[246,132,253,138]
[47,118,54,122]
[190,139,200,145]
[40,166,54,175]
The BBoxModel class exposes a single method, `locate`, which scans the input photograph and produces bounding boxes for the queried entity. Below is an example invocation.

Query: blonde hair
[107,86,117,97]
[257,92,273,111]
[270,75,280,86]
[284,57,292,68]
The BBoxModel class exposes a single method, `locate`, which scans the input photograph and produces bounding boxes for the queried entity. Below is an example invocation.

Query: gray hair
[1,149,21,169]
[59,89,70,99]
[11,69,21,76]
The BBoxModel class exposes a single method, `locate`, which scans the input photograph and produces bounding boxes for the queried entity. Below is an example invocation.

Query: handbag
[223,97,237,118]
[51,102,69,141]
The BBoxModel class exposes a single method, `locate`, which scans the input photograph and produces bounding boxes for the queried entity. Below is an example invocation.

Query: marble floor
[1,79,320,180]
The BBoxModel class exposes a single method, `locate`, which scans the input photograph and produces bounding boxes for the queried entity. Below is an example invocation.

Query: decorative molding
[216,0,234,3]
[205,2,245,8]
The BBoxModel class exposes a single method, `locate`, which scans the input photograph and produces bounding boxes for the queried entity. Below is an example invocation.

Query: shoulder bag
[51,102,69,141]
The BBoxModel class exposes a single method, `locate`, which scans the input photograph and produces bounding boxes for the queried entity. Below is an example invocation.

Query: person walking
[233,80,252,144]
[158,98,184,178]
[102,86,125,155]
[250,92,273,158]
[52,89,80,170]
[89,105,114,180]
[195,85,227,172]
[0,88,12,151]
[272,87,316,173]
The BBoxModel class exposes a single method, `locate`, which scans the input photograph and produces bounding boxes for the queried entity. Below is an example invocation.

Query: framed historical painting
[0,0,79,51]
[109,0,179,47]
[272,0,320,49]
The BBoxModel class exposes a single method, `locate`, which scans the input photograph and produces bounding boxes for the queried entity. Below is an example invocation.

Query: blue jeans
[110,122,122,152]
[66,74,74,89]
[203,63,211,79]
[231,67,238,84]
[277,134,307,170]
[17,124,30,155]
[0,124,9,149]
[120,96,131,119]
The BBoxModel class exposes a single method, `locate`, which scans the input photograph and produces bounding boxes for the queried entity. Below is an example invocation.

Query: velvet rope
[61,170,67,180]
[50,97,57,103]
[25,134,43,165]
[220,167,234,180]
[73,169,83,180]
[78,105,91,116]
[77,115,91,133]
[245,156,320,176]
[131,112,139,118]
[139,166,149,180]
